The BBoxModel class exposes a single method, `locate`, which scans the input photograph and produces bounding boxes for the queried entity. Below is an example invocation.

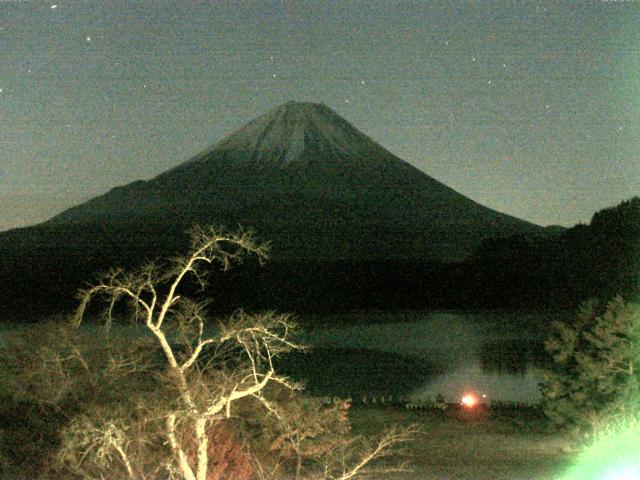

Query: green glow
[559,423,640,480]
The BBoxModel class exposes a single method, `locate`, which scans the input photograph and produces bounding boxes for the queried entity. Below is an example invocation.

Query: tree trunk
[195,418,209,480]
[166,414,197,480]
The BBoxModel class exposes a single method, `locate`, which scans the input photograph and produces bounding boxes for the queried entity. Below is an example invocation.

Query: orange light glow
[461,393,477,408]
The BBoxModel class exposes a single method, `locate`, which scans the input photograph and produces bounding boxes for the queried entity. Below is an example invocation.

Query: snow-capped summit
[176,101,400,170]
[214,101,330,163]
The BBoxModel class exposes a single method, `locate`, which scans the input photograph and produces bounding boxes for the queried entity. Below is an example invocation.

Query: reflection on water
[302,311,558,404]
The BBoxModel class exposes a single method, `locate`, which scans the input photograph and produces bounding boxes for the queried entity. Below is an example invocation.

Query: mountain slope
[42,101,541,261]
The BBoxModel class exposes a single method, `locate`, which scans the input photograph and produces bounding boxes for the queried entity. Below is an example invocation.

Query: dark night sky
[1,0,638,232]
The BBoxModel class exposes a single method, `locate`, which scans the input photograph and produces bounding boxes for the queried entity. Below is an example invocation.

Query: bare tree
[243,388,418,480]
[74,226,303,480]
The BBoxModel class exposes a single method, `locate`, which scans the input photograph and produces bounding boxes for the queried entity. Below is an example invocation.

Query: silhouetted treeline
[463,196,639,308]
[0,222,192,318]
[0,198,638,321]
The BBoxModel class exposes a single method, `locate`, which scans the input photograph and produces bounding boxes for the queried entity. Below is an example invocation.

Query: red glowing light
[461,393,477,408]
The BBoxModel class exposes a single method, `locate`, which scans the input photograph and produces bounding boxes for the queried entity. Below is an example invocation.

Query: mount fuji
[41,101,541,261]
[0,101,544,312]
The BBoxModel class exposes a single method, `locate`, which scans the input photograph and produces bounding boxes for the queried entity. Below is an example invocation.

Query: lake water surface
[301,311,563,404]
[0,311,563,405]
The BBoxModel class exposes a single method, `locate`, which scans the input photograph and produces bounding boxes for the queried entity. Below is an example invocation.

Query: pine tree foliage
[540,296,640,434]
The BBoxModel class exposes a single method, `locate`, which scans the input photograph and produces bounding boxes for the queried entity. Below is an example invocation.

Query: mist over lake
[298,310,562,404]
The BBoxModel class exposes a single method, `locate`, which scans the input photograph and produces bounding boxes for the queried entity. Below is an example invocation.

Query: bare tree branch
[69,226,301,480]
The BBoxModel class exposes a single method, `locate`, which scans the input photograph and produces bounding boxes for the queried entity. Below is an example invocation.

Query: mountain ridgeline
[1,102,637,317]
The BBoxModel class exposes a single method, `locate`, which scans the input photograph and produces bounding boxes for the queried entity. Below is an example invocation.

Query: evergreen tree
[540,297,640,435]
